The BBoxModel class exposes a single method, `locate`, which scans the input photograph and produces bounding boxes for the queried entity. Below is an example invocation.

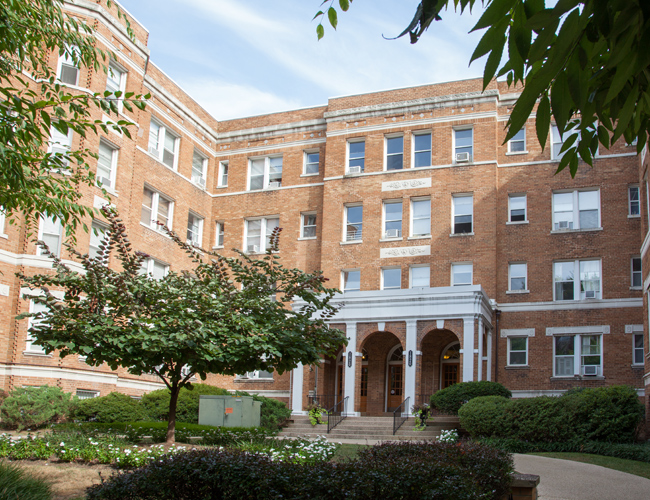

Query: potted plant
[412,403,431,431]
[307,404,327,426]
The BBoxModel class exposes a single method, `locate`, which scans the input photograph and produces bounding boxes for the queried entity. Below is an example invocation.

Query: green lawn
[331,443,369,462]
[530,452,650,480]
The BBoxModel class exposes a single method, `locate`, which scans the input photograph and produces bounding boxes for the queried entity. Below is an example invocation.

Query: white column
[486,328,493,381]
[291,363,305,415]
[404,320,417,416]
[477,316,484,381]
[344,322,357,416]
[462,316,475,382]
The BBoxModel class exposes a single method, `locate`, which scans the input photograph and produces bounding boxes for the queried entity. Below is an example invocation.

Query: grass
[530,452,650,480]
[331,443,368,462]
[0,461,53,500]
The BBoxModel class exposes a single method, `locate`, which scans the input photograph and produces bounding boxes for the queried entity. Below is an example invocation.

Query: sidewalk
[514,454,650,500]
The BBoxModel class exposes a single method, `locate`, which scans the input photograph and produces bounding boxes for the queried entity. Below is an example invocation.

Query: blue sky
[117,1,486,120]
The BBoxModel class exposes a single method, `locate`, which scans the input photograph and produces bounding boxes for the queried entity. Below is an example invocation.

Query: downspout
[494,309,501,382]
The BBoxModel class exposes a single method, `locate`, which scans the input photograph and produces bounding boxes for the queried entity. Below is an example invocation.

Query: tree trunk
[166,382,180,444]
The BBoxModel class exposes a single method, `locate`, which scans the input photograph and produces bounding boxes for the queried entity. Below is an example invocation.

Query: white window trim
[411,131,432,168]
[631,256,642,290]
[48,125,73,166]
[381,267,402,290]
[508,262,529,293]
[214,221,225,248]
[551,124,564,160]
[343,203,363,242]
[409,264,430,288]
[0,207,6,239]
[451,193,474,235]
[238,369,274,380]
[628,184,640,218]
[300,211,317,240]
[410,197,431,237]
[37,215,63,258]
[342,269,361,292]
[451,262,473,287]
[507,194,528,224]
[346,138,365,174]
[140,257,169,279]
[141,187,174,233]
[248,155,283,190]
[96,139,119,192]
[244,216,280,254]
[551,189,601,232]
[452,126,473,164]
[384,133,404,171]
[507,337,528,366]
[76,389,100,400]
[507,128,527,154]
[382,199,403,240]
[147,118,180,170]
[633,332,644,366]
[106,61,127,113]
[552,333,603,378]
[56,45,79,86]
[25,300,47,354]
[218,161,229,187]
[89,221,109,263]
[303,149,320,176]
[553,259,602,301]
[187,212,204,247]
[191,149,208,189]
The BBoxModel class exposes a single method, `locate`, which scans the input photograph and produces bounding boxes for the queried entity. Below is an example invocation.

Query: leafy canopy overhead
[318,1,650,177]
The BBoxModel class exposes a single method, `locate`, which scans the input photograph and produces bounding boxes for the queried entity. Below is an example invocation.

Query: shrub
[87,441,513,500]
[141,383,229,423]
[72,392,151,423]
[457,396,511,437]
[0,386,72,430]
[236,391,291,430]
[0,462,52,500]
[430,381,511,414]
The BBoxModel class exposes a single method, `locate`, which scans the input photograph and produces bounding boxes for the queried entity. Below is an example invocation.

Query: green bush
[0,386,72,430]
[235,391,291,430]
[141,384,229,423]
[430,381,511,414]
[72,392,151,423]
[456,396,511,437]
[0,461,52,500]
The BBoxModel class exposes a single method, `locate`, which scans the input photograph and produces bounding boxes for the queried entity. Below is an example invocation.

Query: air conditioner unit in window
[558,220,570,230]
[348,166,362,174]
[148,146,160,157]
[247,245,260,253]
[583,365,598,376]
[268,181,281,188]
[585,290,596,299]
[455,152,470,163]
[385,229,400,238]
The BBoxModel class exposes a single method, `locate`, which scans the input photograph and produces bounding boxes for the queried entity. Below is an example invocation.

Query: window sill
[630,286,642,291]
[505,151,529,156]
[632,364,644,369]
[300,173,319,178]
[212,246,224,250]
[298,237,317,241]
[344,171,364,177]
[140,222,172,238]
[23,351,51,357]
[554,298,602,302]
[506,220,528,225]
[550,375,605,381]
[550,227,603,234]
[506,290,530,294]
[340,240,362,245]
[234,378,274,383]
[628,214,641,219]
[216,185,228,189]
[505,365,529,369]
[97,185,119,197]
[449,232,474,237]
[0,233,7,240]
[379,237,403,243]
[407,235,431,241]
[142,148,178,172]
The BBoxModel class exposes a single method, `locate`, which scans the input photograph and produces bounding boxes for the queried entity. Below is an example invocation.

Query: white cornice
[0,250,85,273]
[215,138,326,158]
[216,119,326,144]
[211,182,324,199]
[497,298,642,312]
[323,161,497,181]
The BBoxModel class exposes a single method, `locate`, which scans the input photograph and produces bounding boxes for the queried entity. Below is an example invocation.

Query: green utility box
[198,395,261,428]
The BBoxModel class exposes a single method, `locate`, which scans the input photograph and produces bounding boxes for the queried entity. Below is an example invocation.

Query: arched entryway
[386,345,404,411]
[440,341,460,389]
[418,328,461,403]
[358,331,403,415]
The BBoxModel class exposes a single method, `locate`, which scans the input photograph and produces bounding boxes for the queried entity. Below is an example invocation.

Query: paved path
[514,454,650,500]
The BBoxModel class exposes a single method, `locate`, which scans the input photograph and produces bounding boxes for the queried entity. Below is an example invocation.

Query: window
[382,268,401,290]
[383,201,402,239]
[411,198,431,237]
[508,194,527,222]
[191,149,207,188]
[218,161,229,187]
[38,215,62,258]
[215,221,224,247]
[240,369,274,380]
[343,270,360,292]
[410,265,430,288]
[304,151,319,175]
[105,62,126,111]
[454,128,473,162]
[26,300,47,353]
[76,389,100,400]
[49,125,73,166]
[344,205,363,241]
[552,190,600,230]
[88,222,107,261]
[631,257,642,288]
[509,263,527,291]
[452,195,473,234]
[633,333,644,365]
[187,212,203,247]
[508,128,526,153]
[551,124,580,159]
[508,337,528,365]
[554,335,602,377]
[249,156,282,190]
[554,260,601,300]
[452,263,472,286]
[57,45,79,85]
[348,140,365,173]
[245,217,279,253]
[139,258,169,280]
[0,207,5,236]
[148,119,179,169]
[629,185,640,216]
[413,132,431,168]
[141,187,173,231]
[385,135,403,170]
[301,212,317,238]
[96,140,118,189]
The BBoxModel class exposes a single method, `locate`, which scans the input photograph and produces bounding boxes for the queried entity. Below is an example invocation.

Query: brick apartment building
[0,1,648,418]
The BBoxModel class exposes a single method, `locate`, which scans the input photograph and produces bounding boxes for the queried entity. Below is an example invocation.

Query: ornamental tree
[18,207,346,443]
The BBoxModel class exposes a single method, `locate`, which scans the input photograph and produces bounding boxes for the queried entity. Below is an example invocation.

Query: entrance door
[336,364,344,406]
[360,366,368,412]
[442,364,459,389]
[387,364,403,411]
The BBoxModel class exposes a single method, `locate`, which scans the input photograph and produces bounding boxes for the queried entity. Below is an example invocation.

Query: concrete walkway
[514,454,650,500]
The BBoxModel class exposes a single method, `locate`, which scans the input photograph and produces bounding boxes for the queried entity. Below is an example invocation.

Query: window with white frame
[105,62,126,111]
[633,333,644,365]
[26,300,47,353]
[454,128,473,163]
[88,222,108,261]
[187,212,203,247]
[38,215,62,258]
[344,204,363,241]
[509,263,527,292]
[141,187,173,231]
[57,45,79,85]
[553,334,602,377]
[301,212,317,238]
[96,140,118,189]
[411,198,431,237]
[554,259,601,301]
[551,124,580,160]
[348,140,365,173]
[342,270,360,292]
[215,221,224,247]
[631,257,642,288]
[452,263,472,286]
[410,265,430,288]
[508,128,526,153]
[382,268,401,290]
[629,185,640,216]
[148,119,179,170]
[139,258,169,280]
[452,194,473,234]
[249,156,282,190]
[191,149,208,188]
[304,150,319,175]
[413,132,431,168]
[49,125,73,166]
[386,135,404,170]
[508,337,528,365]
[218,161,228,187]
[383,200,402,239]
[552,190,600,230]
[508,194,527,222]
[0,206,6,236]
[76,389,100,400]
[240,369,274,380]
[245,217,279,253]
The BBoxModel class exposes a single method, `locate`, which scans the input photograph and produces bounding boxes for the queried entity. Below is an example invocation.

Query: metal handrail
[308,394,337,411]
[393,396,410,435]
[327,396,348,433]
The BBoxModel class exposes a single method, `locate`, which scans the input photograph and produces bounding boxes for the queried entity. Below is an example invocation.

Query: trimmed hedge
[72,392,151,423]
[87,441,513,500]
[0,386,73,430]
[459,385,644,443]
[430,381,511,414]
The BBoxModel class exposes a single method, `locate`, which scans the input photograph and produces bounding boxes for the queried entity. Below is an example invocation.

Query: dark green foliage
[141,384,229,423]
[235,391,291,430]
[72,392,151,423]
[0,462,52,500]
[87,441,513,500]
[430,381,511,415]
[0,386,72,430]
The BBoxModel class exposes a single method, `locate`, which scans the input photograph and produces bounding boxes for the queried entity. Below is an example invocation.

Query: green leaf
[470,16,509,64]
[551,72,572,133]
[471,0,517,32]
[317,24,325,40]
[483,33,506,90]
[328,7,338,30]
[339,0,350,12]
[312,10,324,21]
[536,92,551,150]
